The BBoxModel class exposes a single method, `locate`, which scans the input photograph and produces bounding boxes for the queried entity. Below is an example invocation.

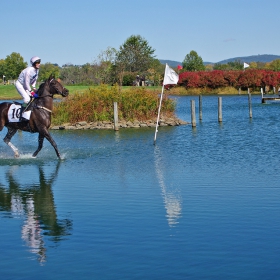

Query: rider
[15,56,41,118]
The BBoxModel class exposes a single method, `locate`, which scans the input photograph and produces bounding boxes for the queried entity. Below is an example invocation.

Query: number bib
[8,104,31,122]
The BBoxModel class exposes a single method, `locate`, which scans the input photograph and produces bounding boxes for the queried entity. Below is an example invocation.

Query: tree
[115,35,155,85]
[213,60,243,71]
[269,59,280,71]
[182,50,205,71]
[0,59,5,80]
[146,59,164,86]
[39,63,60,81]
[93,47,117,84]
[3,52,27,79]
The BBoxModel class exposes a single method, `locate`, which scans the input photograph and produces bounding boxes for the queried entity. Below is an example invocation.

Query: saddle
[8,100,33,123]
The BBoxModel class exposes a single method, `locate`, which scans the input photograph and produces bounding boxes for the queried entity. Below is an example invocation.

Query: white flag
[244,62,249,69]
[163,64,179,85]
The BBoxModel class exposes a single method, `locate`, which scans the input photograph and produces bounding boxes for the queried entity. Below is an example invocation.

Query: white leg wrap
[7,142,19,156]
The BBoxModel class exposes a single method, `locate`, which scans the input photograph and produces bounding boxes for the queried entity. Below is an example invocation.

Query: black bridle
[36,79,67,99]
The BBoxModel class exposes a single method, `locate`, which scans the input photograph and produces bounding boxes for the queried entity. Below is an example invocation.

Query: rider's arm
[31,69,39,91]
[23,68,32,92]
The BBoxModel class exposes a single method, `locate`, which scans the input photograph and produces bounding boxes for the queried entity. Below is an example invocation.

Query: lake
[0,95,280,279]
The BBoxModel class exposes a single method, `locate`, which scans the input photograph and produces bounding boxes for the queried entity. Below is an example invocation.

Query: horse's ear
[49,74,55,80]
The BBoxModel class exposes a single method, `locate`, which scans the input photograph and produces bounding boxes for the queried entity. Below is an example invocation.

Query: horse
[0,75,69,159]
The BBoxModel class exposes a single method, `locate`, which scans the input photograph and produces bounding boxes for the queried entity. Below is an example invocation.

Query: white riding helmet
[30,56,41,66]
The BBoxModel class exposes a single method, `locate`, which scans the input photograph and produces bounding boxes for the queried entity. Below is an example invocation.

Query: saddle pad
[8,104,31,122]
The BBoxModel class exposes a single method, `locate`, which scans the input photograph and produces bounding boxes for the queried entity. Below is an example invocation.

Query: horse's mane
[38,82,46,91]
[37,76,55,94]
[37,80,50,95]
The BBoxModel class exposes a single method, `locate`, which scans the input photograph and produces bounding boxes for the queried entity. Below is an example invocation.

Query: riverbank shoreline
[51,117,188,130]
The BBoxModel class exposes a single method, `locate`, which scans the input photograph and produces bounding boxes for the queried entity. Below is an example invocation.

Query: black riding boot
[19,103,28,122]
[19,98,34,122]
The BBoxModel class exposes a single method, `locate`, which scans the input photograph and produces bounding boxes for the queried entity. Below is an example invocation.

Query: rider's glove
[31,91,38,98]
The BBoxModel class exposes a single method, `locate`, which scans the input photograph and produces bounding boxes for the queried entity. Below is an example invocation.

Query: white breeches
[15,80,31,103]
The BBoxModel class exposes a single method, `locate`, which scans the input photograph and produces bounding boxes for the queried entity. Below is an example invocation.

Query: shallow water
[1,95,280,279]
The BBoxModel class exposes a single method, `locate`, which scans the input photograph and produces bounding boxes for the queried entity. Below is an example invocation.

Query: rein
[36,105,52,113]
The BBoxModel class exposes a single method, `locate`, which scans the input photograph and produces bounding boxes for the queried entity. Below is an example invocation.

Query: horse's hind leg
[3,128,19,158]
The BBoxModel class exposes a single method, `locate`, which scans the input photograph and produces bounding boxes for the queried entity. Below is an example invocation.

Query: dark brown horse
[0,75,69,159]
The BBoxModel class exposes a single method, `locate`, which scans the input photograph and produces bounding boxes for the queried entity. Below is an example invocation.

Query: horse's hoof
[14,153,20,158]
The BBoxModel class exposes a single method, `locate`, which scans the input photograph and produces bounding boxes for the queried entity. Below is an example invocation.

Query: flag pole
[154,63,178,144]
[153,83,165,144]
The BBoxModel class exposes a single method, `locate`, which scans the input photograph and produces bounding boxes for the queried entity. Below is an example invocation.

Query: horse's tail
[0,102,11,131]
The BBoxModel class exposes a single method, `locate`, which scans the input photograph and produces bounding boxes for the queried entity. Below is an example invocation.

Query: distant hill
[217,54,280,64]
[160,60,182,67]
[160,54,280,67]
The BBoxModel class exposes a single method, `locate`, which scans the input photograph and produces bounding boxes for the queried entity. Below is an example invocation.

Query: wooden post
[199,95,202,120]
[261,88,264,103]
[191,100,196,127]
[113,102,119,131]
[218,97,222,122]
[248,93,252,118]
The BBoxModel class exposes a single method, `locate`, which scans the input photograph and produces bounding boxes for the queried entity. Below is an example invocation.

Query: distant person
[15,56,41,120]
[136,75,140,86]
[141,75,145,86]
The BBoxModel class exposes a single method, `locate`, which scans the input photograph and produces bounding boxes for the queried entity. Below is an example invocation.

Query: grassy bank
[0,84,163,100]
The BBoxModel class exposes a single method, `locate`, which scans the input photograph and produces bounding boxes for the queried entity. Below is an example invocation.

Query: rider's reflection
[0,162,72,264]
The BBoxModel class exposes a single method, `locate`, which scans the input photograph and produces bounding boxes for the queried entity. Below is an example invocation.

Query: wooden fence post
[248,93,252,118]
[191,100,196,127]
[199,95,202,121]
[218,97,222,122]
[114,102,119,131]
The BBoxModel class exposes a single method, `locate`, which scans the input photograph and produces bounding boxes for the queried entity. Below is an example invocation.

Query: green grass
[0,84,92,100]
[0,84,163,100]
[0,85,19,99]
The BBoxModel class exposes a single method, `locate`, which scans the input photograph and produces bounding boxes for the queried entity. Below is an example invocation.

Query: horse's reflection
[0,162,72,264]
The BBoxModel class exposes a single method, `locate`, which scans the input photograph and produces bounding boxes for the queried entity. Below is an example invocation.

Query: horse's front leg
[3,127,19,158]
[32,133,45,158]
[33,129,61,159]
[45,131,61,159]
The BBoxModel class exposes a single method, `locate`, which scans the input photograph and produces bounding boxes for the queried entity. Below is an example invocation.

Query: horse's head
[47,75,69,97]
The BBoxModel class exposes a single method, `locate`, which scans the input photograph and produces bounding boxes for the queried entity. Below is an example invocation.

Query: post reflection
[0,162,72,264]
[154,146,182,227]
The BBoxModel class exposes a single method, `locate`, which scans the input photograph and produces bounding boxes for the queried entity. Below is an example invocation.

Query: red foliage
[238,69,263,88]
[179,72,203,88]
[223,71,240,87]
[178,69,280,90]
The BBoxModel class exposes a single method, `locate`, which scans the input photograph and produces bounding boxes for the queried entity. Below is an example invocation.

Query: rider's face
[34,62,41,69]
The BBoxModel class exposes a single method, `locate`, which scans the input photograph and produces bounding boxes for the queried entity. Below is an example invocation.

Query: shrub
[52,85,175,124]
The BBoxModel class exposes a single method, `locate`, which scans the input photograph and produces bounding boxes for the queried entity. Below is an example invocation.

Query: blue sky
[1,0,279,66]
